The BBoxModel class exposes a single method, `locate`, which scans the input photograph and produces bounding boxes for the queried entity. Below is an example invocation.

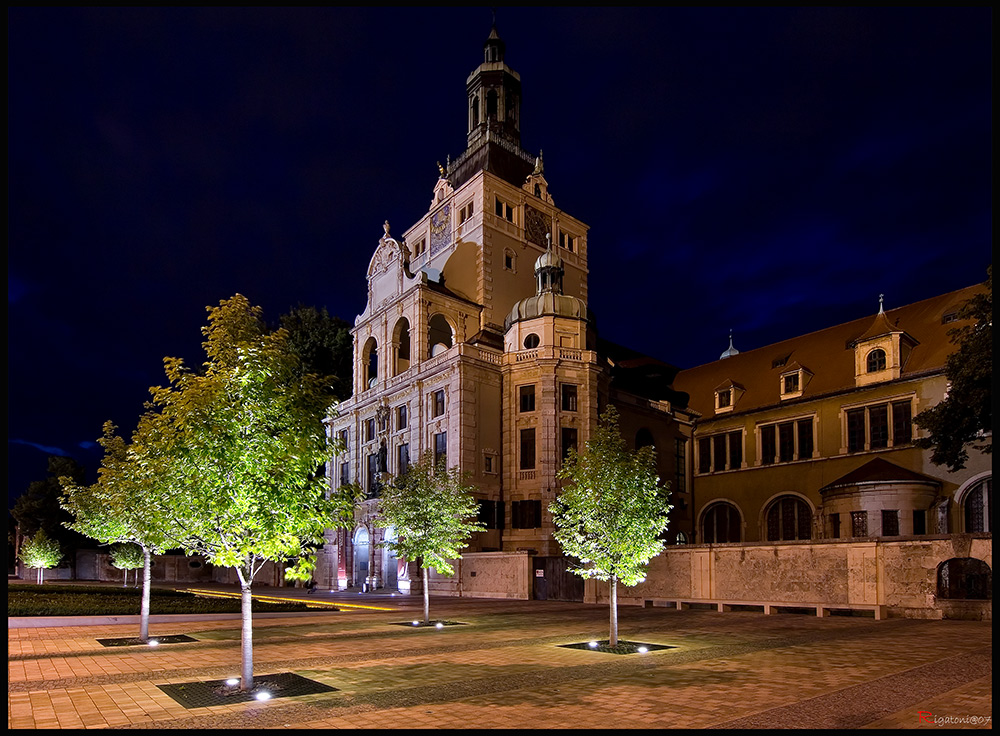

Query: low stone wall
[587,534,991,620]
[424,552,531,600]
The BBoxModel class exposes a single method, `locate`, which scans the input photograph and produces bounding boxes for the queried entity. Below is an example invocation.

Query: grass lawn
[8,583,312,616]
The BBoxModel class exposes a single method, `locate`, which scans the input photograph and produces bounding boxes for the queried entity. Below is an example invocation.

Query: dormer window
[714,381,743,414]
[866,348,887,373]
[779,364,810,400]
[783,374,799,393]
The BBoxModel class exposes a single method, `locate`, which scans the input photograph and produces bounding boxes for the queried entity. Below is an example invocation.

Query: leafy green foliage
[146,294,354,581]
[17,528,63,578]
[13,456,89,555]
[278,304,353,402]
[109,543,144,571]
[378,455,486,577]
[914,266,993,471]
[550,407,670,587]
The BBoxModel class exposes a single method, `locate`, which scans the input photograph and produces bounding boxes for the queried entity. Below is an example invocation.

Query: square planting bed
[97,634,199,647]
[157,672,337,708]
[558,640,675,655]
[391,620,467,628]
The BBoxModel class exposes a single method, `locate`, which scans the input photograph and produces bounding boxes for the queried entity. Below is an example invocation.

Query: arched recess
[383,526,399,590]
[353,527,369,588]
[957,474,992,533]
[937,558,992,600]
[428,313,454,357]
[635,428,655,451]
[362,336,379,388]
[701,500,743,544]
[392,318,411,376]
[762,493,813,541]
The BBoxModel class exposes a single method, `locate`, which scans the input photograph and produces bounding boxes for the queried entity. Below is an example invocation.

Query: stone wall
[586,534,991,619]
[421,535,990,619]
[424,551,531,600]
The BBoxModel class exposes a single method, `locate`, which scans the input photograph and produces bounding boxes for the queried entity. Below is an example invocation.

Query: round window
[189,560,202,569]
[523,333,540,349]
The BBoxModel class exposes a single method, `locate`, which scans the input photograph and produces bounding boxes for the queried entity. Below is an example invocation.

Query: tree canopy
[18,528,63,584]
[914,266,993,471]
[146,294,355,688]
[378,454,485,623]
[550,407,670,645]
[278,304,353,402]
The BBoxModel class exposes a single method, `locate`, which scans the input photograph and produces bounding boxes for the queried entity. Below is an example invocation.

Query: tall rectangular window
[831,512,841,539]
[728,431,742,469]
[881,509,899,537]
[396,405,408,430]
[869,404,889,449]
[561,384,578,412]
[561,427,578,461]
[913,509,927,535]
[847,408,866,452]
[519,385,536,413]
[778,422,795,463]
[365,418,376,442]
[698,437,711,474]
[760,425,776,465]
[520,428,536,470]
[713,434,727,472]
[851,510,868,537]
[892,400,912,444]
[338,429,349,453]
[340,462,350,487]
[432,390,446,418]
[797,419,814,459]
[434,432,447,467]
[674,439,687,493]
[397,443,410,474]
[367,454,380,495]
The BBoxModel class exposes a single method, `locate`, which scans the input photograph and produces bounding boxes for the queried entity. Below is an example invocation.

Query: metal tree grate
[157,672,337,709]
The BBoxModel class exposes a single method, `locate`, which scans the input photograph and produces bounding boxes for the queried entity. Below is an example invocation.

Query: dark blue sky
[8,7,992,508]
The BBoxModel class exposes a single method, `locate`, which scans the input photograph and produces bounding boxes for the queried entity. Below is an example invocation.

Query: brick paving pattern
[8,587,992,729]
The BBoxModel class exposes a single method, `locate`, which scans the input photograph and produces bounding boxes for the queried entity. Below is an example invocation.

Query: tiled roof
[673,284,984,418]
[820,457,942,491]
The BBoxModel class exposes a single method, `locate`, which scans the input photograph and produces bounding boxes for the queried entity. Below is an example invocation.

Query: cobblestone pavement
[8,585,992,730]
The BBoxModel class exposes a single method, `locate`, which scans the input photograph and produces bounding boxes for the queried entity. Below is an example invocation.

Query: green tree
[12,456,89,558]
[61,416,182,642]
[109,543,144,587]
[550,407,670,646]
[278,304,353,401]
[148,294,355,690]
[914,266,993,471]
[378,455,485,624]
[18,528,63,584]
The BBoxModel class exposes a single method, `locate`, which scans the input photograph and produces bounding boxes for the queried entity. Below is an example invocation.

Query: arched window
[765,495,812,541]
[963,478,992,533]
[428,314,453,357]
[362,337,378,388]
[636,428,655,451]
[702,502,741,544]
[486,89,498,120]
[393,318,410,376]
[937,558,992,600]
[866,348,887,373]
[470,95,479,129]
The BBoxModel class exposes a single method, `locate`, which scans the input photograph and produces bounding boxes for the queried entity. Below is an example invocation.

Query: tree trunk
[139,547,152,643]
[123,569,127,587]
[423,565,430,624]
[609,574,618,647]
[237,564,255,691]
[38,567,43,585]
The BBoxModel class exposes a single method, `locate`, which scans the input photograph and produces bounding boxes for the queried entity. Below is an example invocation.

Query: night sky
[8,8,991,509]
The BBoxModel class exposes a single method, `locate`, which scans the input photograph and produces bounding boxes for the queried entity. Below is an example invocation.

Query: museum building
[319,25,991,600]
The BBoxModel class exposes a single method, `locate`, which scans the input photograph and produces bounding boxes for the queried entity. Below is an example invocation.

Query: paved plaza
[8,585,992,730]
